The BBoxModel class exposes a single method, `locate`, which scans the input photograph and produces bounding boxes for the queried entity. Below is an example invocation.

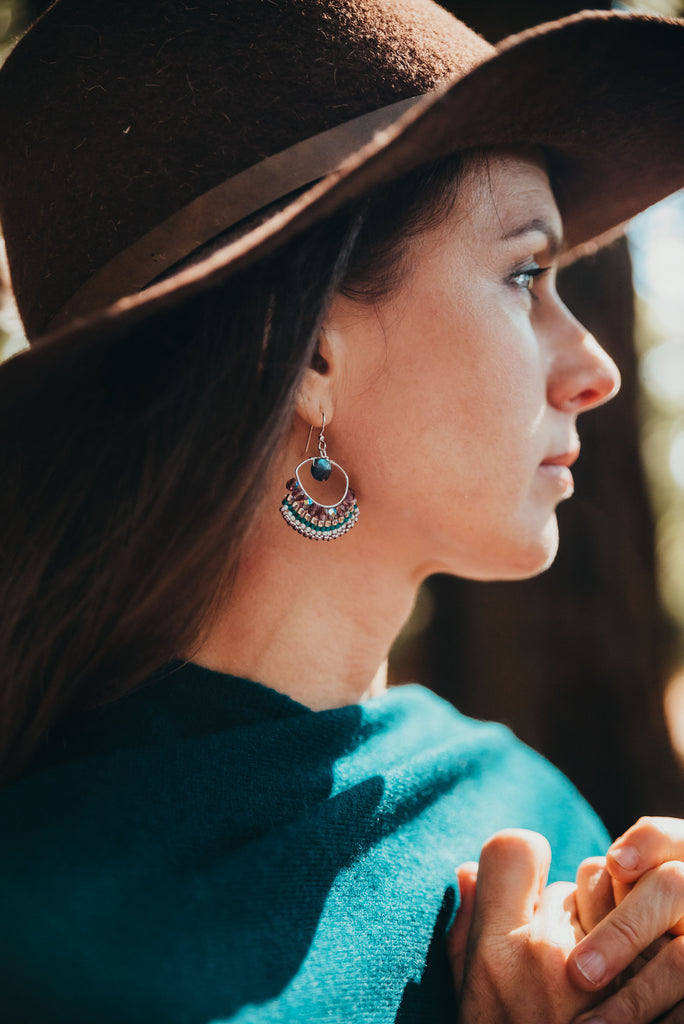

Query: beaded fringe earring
[280,414,359,541]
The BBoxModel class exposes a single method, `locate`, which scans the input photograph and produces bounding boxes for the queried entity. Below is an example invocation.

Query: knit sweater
[0,662,609,1024]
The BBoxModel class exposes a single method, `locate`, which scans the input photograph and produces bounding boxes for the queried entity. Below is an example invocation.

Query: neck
[186,500,419,710]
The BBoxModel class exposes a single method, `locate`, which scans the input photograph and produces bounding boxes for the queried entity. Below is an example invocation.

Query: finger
[474,829,551,934]
[657,1000,684,1024]
[625,935,672,972]
[573,935,684,1024]
[534,880,585,948]
[568,861,684,991]
[446,861,478,991]
[610,875,632,908]
[608,817,684,885]
[576,858,614,933]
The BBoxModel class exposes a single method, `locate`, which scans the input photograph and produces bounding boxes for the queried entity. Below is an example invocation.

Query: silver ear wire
[317,411,328,461]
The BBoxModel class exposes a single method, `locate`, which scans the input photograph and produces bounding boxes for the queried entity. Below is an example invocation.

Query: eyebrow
[500,218,564,258]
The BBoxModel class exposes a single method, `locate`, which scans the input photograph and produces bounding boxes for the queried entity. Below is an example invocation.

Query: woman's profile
[0,1,683,1021]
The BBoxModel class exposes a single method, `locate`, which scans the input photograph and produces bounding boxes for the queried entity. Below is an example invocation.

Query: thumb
[475,828,552,935]
[446,860,478,991]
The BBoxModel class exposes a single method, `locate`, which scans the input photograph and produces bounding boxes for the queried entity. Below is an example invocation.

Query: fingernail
[575,949,607,986]
[579,1018,606,1024]
[611,844,639,870]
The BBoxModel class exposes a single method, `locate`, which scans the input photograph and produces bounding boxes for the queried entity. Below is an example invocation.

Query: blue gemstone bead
[311,458,332,482]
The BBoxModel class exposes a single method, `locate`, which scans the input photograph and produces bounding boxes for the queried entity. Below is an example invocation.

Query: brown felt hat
[0,0,683,365]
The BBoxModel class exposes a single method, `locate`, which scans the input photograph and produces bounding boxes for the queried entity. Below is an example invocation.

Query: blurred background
[1,0,683,836]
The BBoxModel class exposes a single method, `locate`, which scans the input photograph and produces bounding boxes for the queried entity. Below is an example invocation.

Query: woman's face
[321,148,621,583]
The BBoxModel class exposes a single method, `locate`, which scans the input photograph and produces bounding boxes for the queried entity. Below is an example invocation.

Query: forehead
[458,147,563,242]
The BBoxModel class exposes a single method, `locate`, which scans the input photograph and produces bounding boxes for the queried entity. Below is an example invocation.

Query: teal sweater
[0,662,609,1023]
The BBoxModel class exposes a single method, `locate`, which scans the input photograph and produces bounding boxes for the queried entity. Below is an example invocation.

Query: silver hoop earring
[280,413,359,541]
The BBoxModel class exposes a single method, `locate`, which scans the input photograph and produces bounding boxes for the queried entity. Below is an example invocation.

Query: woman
[0,1,683,1022]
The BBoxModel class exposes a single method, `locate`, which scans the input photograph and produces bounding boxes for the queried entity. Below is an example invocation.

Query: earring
[280,413,359,541]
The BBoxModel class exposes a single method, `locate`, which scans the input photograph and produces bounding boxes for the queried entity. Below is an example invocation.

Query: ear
[296,325,345,428]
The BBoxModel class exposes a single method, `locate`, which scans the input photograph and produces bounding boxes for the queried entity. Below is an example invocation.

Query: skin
[450,822,684,1022]
[190,149,684,1018]
[191,148,619,708]
[447,830,599,1024]
[570,818,684,1022]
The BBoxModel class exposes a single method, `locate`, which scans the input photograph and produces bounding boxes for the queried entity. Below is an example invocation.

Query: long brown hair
[0,154,466,783]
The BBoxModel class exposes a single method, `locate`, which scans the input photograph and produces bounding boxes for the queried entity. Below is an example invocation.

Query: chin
[501,520,560,580]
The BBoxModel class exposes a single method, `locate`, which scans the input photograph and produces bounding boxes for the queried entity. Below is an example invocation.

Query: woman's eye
[509,264,551,298]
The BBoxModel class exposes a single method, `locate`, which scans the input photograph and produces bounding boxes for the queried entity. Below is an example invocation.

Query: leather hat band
[49,96,426,329]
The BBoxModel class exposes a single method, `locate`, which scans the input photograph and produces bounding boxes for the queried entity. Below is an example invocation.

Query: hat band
[48,95,427,330]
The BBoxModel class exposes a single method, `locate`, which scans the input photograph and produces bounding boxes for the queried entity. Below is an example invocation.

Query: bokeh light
[628,187,684,754]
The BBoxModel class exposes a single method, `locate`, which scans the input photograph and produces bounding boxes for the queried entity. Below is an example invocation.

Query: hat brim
[3,9,684,382]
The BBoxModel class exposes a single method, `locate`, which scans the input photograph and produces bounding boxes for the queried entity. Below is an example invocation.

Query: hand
[447,829,606,1023]
[607,816,684,933]
[567,817,684,1023]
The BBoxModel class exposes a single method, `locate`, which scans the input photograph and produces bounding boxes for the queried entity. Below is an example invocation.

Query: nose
[547,304,621,414]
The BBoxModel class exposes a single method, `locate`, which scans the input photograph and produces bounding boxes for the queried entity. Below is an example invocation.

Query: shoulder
[373,684,611,877]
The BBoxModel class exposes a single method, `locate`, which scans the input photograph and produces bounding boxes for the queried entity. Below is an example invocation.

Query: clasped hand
[448,817,684,1023]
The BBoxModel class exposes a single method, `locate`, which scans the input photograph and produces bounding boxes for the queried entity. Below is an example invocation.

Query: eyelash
[509,264,551,299]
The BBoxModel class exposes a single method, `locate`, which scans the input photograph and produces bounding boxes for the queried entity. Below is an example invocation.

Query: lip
[538,447,579,494]
[540,446,581,469]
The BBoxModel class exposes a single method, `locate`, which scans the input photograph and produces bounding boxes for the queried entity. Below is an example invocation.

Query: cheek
[331,279,546,527]
[344,345,541,523]
[410,312,543,487]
